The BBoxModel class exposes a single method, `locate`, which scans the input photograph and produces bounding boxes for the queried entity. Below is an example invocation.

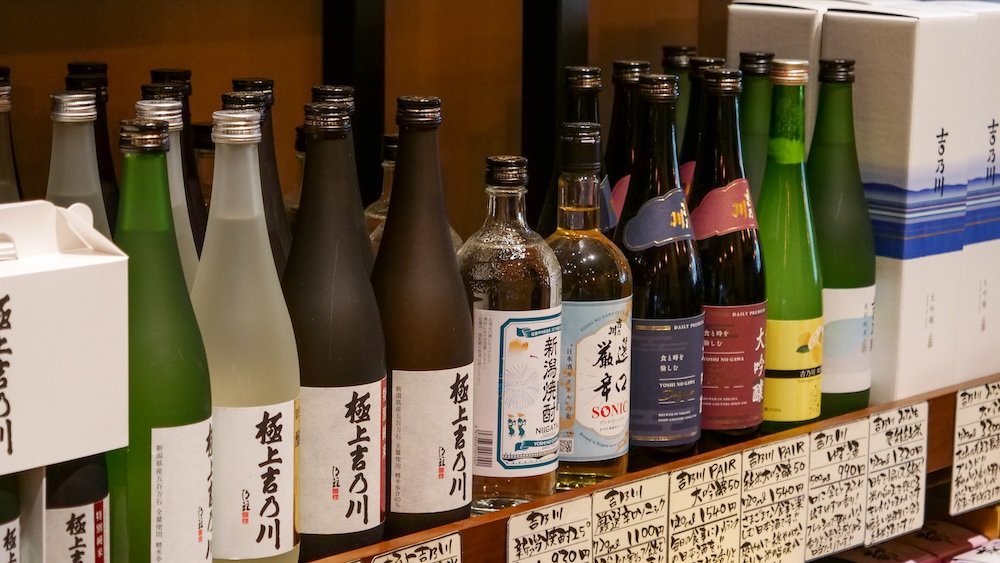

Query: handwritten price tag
[865,402,928,545]
[592,474,669,563]
[508,496,593,563]
[951,381,1000,515]
[372,532,462,563]
[668,453,742,563]
[805,418,869,560]
[741,436,810,563]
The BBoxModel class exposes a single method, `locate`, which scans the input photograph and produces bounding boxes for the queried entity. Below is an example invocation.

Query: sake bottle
[661,46,696,143]
[66,62,118,232]
[46,455,111,563]
[606,60,651,218]
[678,56,725,195]
[0,474,19,563]
[739,52,774,204]
[0,68,20,203]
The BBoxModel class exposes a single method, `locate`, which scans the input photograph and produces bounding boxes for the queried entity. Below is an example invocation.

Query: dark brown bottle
[678,56,725,197]
[371,96,473,537]
[150,68,208,255]
[66,62,118,234]
[661,46,697,144]
[46,454,111,560]
[0,67,21,203]
[232,78,292,275]
[283,102,385,558]
[606,60,651,219]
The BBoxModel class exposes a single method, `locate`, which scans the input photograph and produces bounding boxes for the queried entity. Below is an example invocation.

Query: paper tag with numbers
[592,473,669,563]
[865,402,928,545]
[741,435,810,563]
[668,453,742,563]
[951,381,1000,515]
[508,496,593,563]
[372,533,462,563]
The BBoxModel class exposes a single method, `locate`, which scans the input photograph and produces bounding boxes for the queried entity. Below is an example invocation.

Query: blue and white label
[559,297,632,462]
[473,307,561,478]
[822,286,875,394]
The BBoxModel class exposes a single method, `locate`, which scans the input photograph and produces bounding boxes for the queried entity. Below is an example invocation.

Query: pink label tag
[611,175,631,219]
[690,178,758,240]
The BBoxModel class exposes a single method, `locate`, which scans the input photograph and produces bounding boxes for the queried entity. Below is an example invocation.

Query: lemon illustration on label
[796,326,824,363]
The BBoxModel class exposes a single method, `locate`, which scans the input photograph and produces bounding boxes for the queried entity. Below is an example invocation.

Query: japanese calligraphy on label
[805,418,869,560]
[391,366,473,513]
[865,402,928,545]
[741,436,809,563]
[1,517,17,563]
[951,381,1000,515]
[0,295,14,456]
[508,496,593,563]
[300,379,385,534]
[45,495,108,563]
[150,417,213,561]
[669,453,742,563]
[592,474,669,563]
[212,400,297,558]
[372,532,462,563]
[701,303,766,431]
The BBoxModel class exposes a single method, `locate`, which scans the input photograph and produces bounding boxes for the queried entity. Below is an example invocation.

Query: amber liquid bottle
[371,97,474,537]
[678,57,725,197]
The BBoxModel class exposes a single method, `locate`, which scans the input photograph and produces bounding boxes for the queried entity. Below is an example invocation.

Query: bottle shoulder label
[622,188,696,251]
[690,178,759,240]
[45,495,109,563]
[150,417,213,561]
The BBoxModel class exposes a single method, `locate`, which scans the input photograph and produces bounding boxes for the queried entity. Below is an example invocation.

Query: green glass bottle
[756,60,823,432]
[107,119,212,563]
[0,474,18,563]
[739,52,774,204]
[678,56,726,196]
[806,59,874,418]
[661,46,696,144]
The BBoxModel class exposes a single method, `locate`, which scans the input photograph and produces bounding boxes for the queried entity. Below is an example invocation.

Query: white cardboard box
[822,2,975,402]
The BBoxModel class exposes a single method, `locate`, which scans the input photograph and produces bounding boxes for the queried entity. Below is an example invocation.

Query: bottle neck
[812,82,857,148]
[378,160,395,204]
[557,168,601,231]
[211,141,265,219]
[117,150,172,233]
[566,90,600,122]
[636,100,682,197]
[679,78,705,161]
[767,83,806,165]
[484,186,530,230]
[702,93,745,175]
[298,131,356,225]
[390,123,451,237]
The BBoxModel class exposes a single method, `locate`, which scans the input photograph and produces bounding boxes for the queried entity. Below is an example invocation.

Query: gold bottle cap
[638,73,679,101]
[770,59,809,86]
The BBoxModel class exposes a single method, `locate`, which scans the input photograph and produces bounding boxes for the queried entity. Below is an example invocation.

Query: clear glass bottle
[606,60,651,218]
[661,46,696,143]
[0,68,20,203]
[458,156,561,513]
[66,62,118,234]
[191,110,299,563]
[44,92,112,238]
[739,52,775,204]
[547,122,633,490]
[678,56,726,196]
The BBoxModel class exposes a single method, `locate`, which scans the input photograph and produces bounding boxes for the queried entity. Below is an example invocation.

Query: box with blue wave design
[822,2,975,402]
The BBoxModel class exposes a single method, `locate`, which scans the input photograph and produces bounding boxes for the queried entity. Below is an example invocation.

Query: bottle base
[556,455,628,491]
[471,495,534,515]
[820,390,870,420]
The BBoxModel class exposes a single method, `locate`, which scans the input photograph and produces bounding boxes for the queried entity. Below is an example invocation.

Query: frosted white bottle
[192,110,300,563]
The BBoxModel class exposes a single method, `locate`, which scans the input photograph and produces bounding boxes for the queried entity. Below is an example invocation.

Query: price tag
[740,435,810,562]
[668,453,742,563]
[508,496,593,563]
[592,474,669,563]
[951,381,1000,515]
[865,402,928,545]
[372,532,462,563]
[805,418,870,560]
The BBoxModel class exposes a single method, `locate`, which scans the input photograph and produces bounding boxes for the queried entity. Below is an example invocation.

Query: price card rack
[320,373,998,563]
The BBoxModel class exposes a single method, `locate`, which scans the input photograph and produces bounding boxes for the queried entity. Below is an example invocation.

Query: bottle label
[822,286,875,394]
[629,314,705,446]
[1,517,18,562]
[701,302,767,430]
[763,317,823,422]
[390,364,474,514]
[472,307,561,478]
[45,495,109,563]
[559,297,632,462]
[300,379,386,534]
[690,178,759,240]
[599,175,619,231]
[611,174,631,219]
[150,417,213,562]
[679,161,696,192]
[622,188,695,251]
[212,400,297,559]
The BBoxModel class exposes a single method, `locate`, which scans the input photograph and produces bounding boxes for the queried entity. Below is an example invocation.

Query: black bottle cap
[662,46,697,70]
[638,74,679,102]
[689,56,726,80]
[565,66,602,92]
[612,60,651,84]
[119,119,170,153]
[140,82,185,102]
[67,62,107,77]
[303,101,352,132]
[0,67,9,87]
[819,59,855,83]
[704,68,742,95]
[66,74,109,102]
[294,126,305,153]
[311,84,354,102]
[559,122,602,172]
[150,68,192,95]
[739,52,774,77]
[396,96,442,127]
[233,77,274,106]
[221,91,267,111]
[383,134,398,162]
[486,155,528,187]
[192,122,214,151]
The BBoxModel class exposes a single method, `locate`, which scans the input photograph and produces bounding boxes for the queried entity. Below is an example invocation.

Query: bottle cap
[638,73,679,101]
[819,59,855,83]
[739,52,774,77]
[141,82,185,102]
[396,96,442,127]
[382,134,398,162]
[51,91,98,122]
[294,126,305,153]
[221,91,267,112]
[303,101,352,132]
[689,56,726,80]
[119,119,169,152]
[704,68,742,95]
[212,110,262,144]
[486,155,528,187]
[661,45,697,70]
[135,99,183,132]
[0,67,9,87]
[232,77,274,106]
[67,62,107,77]
[559,122,602,172]
[311,84,356,115]
[192,122,214,151]
[65,74,110,103]
[150,68,192,95]
[770,59,809,86]
[612,60,651,85]
[565,66,602,92]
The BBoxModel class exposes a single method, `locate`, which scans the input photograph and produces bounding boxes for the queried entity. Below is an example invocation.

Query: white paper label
[741,436,809,563]
[391,365,473,514]
[865,402,928,545]
[1,517,18,562]
[507,496,593,563]
[805,419,870,559]
[951,381,1000,515]
[300,380,386,534]
[669,453,742,563]
[822,286,875,394]
[473,307,561,478]
[45,495,109,563]
[212,400,297,559]
[150,417,213,562]
[372,532,462,563]
[592,474,669,563]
